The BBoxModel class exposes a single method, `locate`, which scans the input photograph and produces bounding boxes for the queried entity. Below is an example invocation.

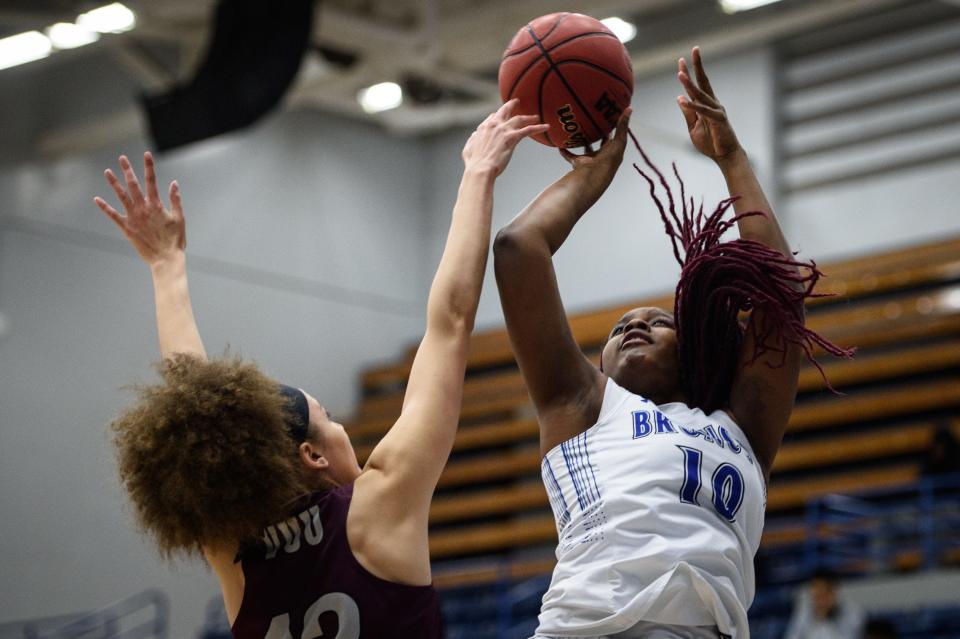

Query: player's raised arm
[95,153,206,361]
[493,110,631,454]
[348,101,548,582]
[675,47,808,474]
[98,155,237,595]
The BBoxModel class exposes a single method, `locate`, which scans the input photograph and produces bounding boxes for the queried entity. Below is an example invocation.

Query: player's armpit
[347,468,434,586]
[728,308,803,478]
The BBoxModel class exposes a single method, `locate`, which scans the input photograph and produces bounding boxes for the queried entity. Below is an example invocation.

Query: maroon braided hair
[629,134,855,413]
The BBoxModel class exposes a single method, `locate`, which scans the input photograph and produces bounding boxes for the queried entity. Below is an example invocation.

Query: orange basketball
[499,12,634,148]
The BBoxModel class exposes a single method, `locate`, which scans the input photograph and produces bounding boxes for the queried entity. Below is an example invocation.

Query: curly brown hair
[111,353,310,559]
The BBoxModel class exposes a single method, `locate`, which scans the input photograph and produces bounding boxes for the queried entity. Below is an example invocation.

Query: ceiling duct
[141,0,315,151]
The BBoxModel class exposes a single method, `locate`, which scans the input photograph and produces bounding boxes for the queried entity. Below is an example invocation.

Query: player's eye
[611,325,624,336]
[325,409,333,420]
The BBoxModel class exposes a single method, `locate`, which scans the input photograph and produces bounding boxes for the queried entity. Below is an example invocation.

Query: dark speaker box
[143,0,315,151]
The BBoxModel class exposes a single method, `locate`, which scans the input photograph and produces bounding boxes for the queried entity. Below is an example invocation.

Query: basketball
[499,12,634,148]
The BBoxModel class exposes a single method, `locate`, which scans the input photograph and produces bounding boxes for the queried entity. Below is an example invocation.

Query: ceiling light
[77,3,136,34]
[358,82,403,114]
[601,17,637,44]
[0,31,52,71]
[719,0,784,14]
[47,22,101,49]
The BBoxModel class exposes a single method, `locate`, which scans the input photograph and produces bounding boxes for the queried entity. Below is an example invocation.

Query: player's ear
[299,441,329,471]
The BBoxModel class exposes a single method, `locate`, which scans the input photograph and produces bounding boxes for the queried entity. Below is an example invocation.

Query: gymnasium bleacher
[348,234,960,636]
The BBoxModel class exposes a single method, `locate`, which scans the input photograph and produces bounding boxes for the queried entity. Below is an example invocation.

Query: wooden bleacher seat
[352,340,960,462]
[430,417,952,493]
[433,558,558,590]
[354,418,539,465]
[428,464,923,558]
[348,285,960,441]
[773,422,939,472]
[359,236,960,394]
[426,461,924,527]
[432,529,960,590]
[359,334,960,420]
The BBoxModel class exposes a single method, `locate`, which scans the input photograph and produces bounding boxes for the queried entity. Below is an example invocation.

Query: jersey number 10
[677,446,745,522]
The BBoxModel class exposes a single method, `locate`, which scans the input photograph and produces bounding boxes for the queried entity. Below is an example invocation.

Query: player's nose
[625,317,650,332]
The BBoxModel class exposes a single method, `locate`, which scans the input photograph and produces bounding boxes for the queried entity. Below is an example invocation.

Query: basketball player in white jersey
[494,47,850,638]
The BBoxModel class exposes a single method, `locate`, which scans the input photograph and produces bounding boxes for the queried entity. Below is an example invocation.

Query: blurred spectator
[921,424,960,477]
[783,569,865,639]
[862,619,897,639]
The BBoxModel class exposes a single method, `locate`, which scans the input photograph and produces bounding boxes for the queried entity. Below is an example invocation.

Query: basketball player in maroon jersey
[95,100,548,638]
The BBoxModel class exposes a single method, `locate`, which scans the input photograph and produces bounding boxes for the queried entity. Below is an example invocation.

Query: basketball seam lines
[546,31,622,55]
[504,27,620,62]
[504,14,569,100]
[526,24,607,146]
[508,31,625,99]
[505,55,544,103]
[552,59,632,91]
[502,13,568,60]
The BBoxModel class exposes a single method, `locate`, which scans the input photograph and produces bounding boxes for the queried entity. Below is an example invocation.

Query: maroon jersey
[231,484,444,639]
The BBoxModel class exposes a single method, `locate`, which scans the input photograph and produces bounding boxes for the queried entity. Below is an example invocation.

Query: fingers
[103,168,132,211]
[93,196,125,228]
[613,106,632,141]
[677,96,699,130]
[514,123,550,140]
[599,106,632,149]
[168,180,183,220]
[495,98,519,121]
[678,53,722,122]
[505,113,541,129]
[118,155,145,204]
[691,46,717,99]
[478,111,544,145]
[143,152,161,203]
[677,64,720,107]
[506,113,540,124]
[478,111,497,130]
[560,144,596,160]
[477,99,520,132]
[682,98,725,121]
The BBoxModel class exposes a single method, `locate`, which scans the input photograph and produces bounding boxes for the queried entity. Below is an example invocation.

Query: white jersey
[536,378,767,638]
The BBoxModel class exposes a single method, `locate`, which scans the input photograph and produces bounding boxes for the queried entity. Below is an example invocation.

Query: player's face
[303,391,362,485]
[601,307,683,403]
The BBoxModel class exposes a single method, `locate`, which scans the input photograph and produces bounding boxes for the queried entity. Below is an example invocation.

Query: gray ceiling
[0,0,954,157]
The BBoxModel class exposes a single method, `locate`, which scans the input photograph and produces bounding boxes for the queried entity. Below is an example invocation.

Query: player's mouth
[621,330,653,351]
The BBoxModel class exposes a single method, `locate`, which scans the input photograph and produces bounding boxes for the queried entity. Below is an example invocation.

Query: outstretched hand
[677,47,742,164]
[558,107,632,172]
[94,152,186,267]
[462,99,550,176]
[553,107,632,206]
